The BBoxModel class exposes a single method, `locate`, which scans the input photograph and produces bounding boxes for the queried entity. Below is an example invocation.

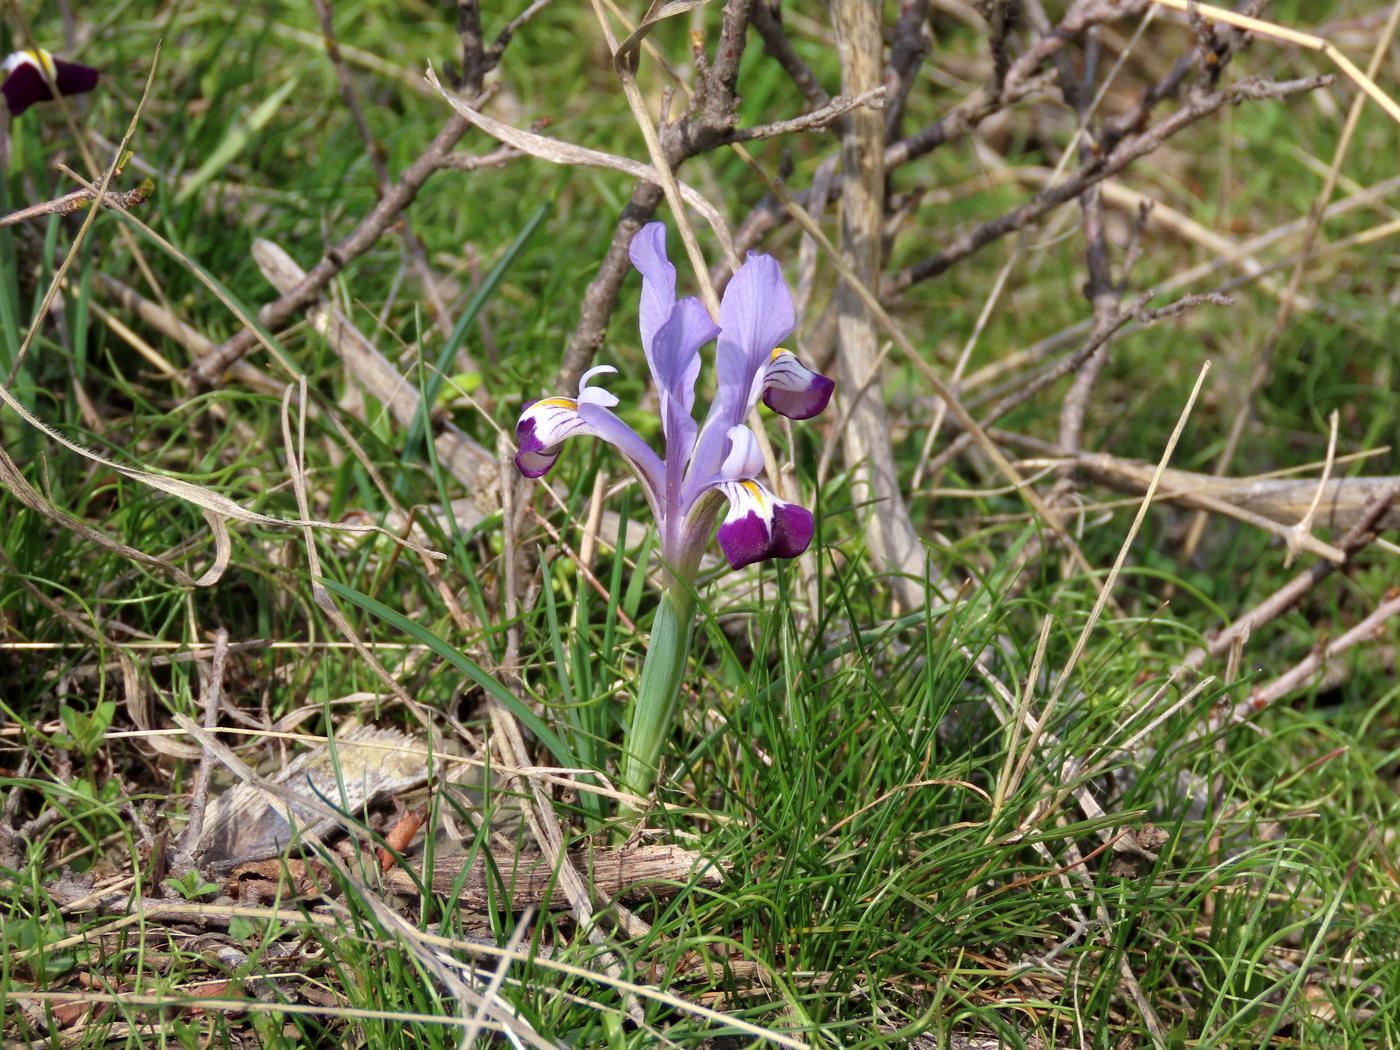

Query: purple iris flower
[515,222,835,575]
[2,49,99,116]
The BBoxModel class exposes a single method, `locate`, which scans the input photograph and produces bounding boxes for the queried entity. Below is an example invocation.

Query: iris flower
[515,221,833,578]
[2,49,99,116]
[514,222,833,816]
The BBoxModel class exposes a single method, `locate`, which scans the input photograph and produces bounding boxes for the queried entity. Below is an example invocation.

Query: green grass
[2,1,1399,1047]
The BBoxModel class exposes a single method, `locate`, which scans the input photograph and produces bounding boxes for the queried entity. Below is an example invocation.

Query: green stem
[617,585,695,826]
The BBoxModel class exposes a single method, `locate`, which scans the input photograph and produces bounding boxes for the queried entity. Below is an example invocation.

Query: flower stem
[617,585,695,826]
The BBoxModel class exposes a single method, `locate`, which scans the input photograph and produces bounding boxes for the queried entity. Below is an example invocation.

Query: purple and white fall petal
[714,481,815,570]
[514,366,665,511]
[762,349,836,420]
[2,49,99,116]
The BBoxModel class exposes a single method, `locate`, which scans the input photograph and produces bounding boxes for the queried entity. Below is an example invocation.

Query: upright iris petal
[630,226,717,466]
[712,251,795,421]
[2,49,99,116]
[684,250,833,504]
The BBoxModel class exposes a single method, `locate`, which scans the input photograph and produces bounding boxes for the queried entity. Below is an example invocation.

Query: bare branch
[886,75,1332,294]
[727,87,886,142]
[0,179,152,229]
[556,0,757,388]
[923,293,1231,480]
[1179,485,1398,675]
[188,111,473,386]
[885,0,933,135]
[456,0,490,93]
[439,144,523,171]
[1234,590,1400,719]
[750,1,831,109]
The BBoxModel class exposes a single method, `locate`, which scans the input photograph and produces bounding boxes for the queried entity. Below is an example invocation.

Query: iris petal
[628,222,677,354]
[513,387,665,510]
[761,349,835,420]
[712,479,814,570]
[719,425,764,480]
[2,50,98,115]
[714,252,794,416]
[686,251,798,502]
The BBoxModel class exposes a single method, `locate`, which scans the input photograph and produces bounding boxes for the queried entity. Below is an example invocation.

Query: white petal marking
[720,425,764,481]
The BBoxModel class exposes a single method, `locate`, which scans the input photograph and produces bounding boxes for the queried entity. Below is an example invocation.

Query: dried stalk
[831,0,929,609]
[0,179,152,229]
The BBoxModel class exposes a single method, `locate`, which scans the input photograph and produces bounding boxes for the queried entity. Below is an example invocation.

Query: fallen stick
[385,843,728,908]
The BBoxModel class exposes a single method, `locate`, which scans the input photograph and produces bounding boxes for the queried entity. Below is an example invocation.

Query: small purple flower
[2,49,99,116]
[515,222,834,575]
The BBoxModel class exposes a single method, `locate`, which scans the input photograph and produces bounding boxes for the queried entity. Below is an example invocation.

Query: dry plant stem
[169,629,229,872]
[1230,590,1400,721]
[1178,0,1400,562]
[1033,442,1400,531]
[591,0,752,310]
[750,1,831,109]
[887,75,1331,294]
[22,904,810,1050]
[1057,184,1120,456]
[727,0,1143,270]
[277,382,446,746]
[965,652,1165,1039]
[0,71,425,587]
[250,238,500,527]
[461,908,536,1047]
[0,180,151,229]
[910,248,1017,490]
[0,444,205,589]
[915,4,1153,493]
[969,173,1400,392]
[992,430,1400,529]
[6,990,508,1040]
[385,843,724,903]
[484,644,648,1022]
[1178,486,1398,675]
[1283,409,1340,567]
[555,0,754,388]
[425,71,735,261]
[1043,363,1210,714]
[831,0,928,610]
[440,144,522,171]
[885,0,933,136]
[9,4,177,326]
[92,274,281,396]
[728,87,887,141]
[7,47,159,384]
[493,445,648,1018]
[1147,0,1400,125]
[923,293,1227,489]
[989,614,1054,822]
[1067,451,1347,562]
